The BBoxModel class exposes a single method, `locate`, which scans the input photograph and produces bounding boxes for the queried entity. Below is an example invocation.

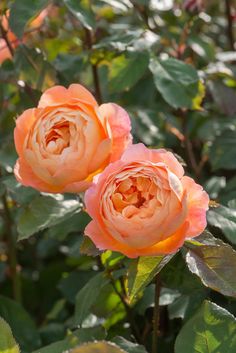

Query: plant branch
[0,20,15,57]
[108,271,141,343]
[152,275,161,353]
[84,28,102,104]
[225,0,235,50]
[1,193,21,302]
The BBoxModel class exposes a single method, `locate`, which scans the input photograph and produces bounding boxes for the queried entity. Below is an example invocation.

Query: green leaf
[74,272,109,326]
[127,254,174,303]
[9,0,49,38]
[33,327,105,353]
[69,342,126,353]
[184,233,236,297]
[175,300,236,353]
[0,317,20,353]
[17,195,81,240]
[209,129,236,171]
[0,296,41,352]
[112,337,147,353]
[109,52,149,93]
[63,0,95,30]
[207,201,236,244]
[149,57,201,109]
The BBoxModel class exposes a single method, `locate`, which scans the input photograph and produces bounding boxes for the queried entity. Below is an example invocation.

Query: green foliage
[184,233,236,298]
[128,255,174,303]
[0,317,19,353]
[17,194,81,240]
[175,301,236,353]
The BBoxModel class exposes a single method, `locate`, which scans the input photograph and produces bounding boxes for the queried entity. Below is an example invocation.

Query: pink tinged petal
[182,176,209,238]
[38,86,71,108]
[62,180,92,193]
[99,103,132,162]
[121,144,184,178]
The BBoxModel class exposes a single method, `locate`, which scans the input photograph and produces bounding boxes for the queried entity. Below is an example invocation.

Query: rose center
[111,176,157,216]
[45,120,70,154]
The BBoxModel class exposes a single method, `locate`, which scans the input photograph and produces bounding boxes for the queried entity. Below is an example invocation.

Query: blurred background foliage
[0,0,236,352]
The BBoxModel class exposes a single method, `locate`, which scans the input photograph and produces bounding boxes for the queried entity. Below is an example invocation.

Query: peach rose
[14,84,132,193]
[85,144,209,258]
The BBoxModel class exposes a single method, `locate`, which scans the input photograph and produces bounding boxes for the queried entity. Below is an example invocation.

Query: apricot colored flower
[14,84,132,193]
[85,144,209,258]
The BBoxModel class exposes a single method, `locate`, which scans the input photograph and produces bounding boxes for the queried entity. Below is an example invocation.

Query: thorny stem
[152,275,161,353]
[225,0,235,50]
[1,193,21,302]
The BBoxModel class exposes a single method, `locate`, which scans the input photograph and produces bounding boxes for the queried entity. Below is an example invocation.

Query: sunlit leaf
[0,317,20,353]
[175,301,236,353]
[127,254,174,303]
[69,341,126,353]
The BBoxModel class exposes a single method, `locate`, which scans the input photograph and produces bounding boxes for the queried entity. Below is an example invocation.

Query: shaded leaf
[17,195,81,240]
[184,233,236,297]
[207,200,236,244]
[209,128,236,171]
[80,237,102,257]
[149,57,201,109]
[74,272,109,326]
[109,52,149,93]
[175,301,236,353]
[112,337,147,353]
[33,327,105,353]
[64,0,95,30]
[127,254,174,303]
[0,296,41,352]
[0,317,20,353]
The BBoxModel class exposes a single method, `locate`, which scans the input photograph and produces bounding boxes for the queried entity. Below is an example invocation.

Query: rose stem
[84,27,102,104]
[1,192,22,302]
[152,274,161,353]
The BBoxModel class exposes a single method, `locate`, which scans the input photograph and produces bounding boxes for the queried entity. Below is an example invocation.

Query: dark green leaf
[209,128,236,170]
[175,301,236,353]
[149,57,201,109]
[109,52,149,93]
[184,233,236,297]
[112,337,147,353]
[207,201,236,244]
[0,296,41,352]
[74,272,109,325]
[63,0,95,30]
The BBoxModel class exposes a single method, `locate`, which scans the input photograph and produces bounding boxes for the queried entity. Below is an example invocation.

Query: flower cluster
[14,84,209,258]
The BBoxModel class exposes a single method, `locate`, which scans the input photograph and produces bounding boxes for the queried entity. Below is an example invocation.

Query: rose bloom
[14,84,132,193]
[85,144,209,258]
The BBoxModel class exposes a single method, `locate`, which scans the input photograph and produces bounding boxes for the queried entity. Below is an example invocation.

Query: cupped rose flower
[14,84,132,193]
[85,144,209,258]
